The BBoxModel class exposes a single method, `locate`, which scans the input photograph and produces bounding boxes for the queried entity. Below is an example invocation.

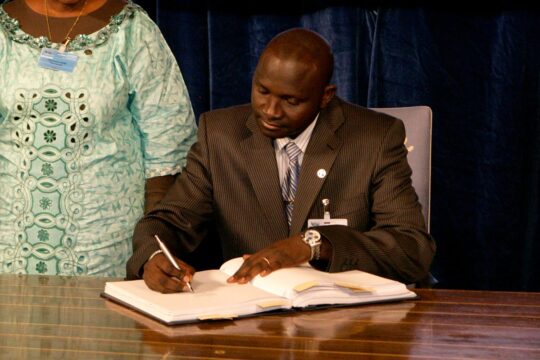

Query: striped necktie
[282,141,302,226]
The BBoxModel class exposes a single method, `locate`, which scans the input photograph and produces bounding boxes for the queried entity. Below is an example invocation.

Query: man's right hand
[142,253,195,293]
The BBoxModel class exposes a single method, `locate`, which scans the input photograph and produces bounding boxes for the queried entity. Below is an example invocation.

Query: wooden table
[0,274,539,359]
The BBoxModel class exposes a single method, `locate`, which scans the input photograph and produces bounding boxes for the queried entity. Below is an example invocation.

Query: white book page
[104,269,291,323]
[220,258,321,298]
[219,257,415,306]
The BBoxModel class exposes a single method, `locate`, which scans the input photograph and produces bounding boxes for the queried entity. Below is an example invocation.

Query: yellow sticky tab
[257,300,289,309]
[293,281,319,292]
[197,314,238,321]
[335,281,374,293]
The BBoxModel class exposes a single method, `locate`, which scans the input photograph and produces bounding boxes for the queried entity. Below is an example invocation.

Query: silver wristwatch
[301,229,322,261]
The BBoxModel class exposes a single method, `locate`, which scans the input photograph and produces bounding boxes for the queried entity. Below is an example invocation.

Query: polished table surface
[0,274,539,359]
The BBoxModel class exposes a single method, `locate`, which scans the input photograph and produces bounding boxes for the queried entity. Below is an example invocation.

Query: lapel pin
[317,169,327,178]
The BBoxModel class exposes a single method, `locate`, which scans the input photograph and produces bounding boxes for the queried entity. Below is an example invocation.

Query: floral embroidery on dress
[38,229,49,242]
[36,261,47,273]
[41,163,53,176]
[39,197,52,210]
[43,129,56,142]
[44,99,57,111]
[5,85,94,275]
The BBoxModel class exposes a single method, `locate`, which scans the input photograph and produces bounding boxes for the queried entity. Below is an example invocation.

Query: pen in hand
[154,235,194,293]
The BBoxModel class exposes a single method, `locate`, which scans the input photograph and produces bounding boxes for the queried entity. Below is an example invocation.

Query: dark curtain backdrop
[136,0,540,291]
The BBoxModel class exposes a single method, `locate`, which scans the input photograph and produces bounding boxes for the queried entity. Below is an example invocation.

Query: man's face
[251,54,331,139]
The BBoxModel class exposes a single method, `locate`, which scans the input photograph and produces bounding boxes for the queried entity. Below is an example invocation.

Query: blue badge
[38,48,79,72]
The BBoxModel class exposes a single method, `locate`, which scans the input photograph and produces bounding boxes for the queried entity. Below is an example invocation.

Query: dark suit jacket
[127,97,435,283]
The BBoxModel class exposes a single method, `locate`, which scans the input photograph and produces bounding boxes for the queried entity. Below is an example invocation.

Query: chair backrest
[371,106,432,231]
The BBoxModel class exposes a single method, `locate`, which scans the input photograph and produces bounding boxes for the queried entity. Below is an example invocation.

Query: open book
[102,257,417,325]
[105,297,416,338]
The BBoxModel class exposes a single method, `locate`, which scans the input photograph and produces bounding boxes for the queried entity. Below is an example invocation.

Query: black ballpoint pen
[154,235,194,292]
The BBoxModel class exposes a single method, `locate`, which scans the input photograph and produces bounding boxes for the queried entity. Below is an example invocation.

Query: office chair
[372,106,435,288]
[371,106,433,232]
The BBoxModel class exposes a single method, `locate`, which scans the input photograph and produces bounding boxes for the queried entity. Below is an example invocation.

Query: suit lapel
[242,114,289,239]
[241,99,345,238]
[290,100,344,234]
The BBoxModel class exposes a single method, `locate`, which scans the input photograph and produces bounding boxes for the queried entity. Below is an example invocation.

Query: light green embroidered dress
[0,2,197,276]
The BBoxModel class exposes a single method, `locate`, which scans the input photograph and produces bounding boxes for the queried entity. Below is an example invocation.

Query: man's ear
[320,84,337,109]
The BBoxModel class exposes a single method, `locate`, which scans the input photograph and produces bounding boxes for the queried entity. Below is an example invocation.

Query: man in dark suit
[126,28,435,292]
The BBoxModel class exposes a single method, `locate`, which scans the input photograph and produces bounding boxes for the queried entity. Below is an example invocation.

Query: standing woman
[0,0,198,276]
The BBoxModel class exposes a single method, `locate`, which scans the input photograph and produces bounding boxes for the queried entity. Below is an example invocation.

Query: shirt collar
[275,113,319,153]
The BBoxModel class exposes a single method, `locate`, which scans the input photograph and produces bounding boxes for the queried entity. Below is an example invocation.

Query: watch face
[302,230,322,261]
[305,230,321,244]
